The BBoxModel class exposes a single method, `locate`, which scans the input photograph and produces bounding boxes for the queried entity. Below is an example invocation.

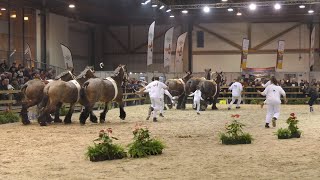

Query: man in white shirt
[136,77,168,122]
[258,77,287,128]
[159,88,174,117]
[228,79,243,110]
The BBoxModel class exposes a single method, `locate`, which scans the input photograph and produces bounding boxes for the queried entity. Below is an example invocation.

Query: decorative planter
[89,154,126,162]
[277,135,291,139]
[221,136,252,145]
[290,132,301,138]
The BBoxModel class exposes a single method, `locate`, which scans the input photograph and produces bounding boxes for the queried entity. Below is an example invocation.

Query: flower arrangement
[86,128,127,162]
[128,124,165,158]
[219,114,253,145]
[276,113,301,139]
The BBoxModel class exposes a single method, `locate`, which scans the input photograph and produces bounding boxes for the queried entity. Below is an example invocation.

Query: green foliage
[86,128,127,161]
[144,95,151,104]
[287,99,307,105]
[249,99,262,105]
[0,111,20,124]
[128,126,165,158]
[219,114,253,145]
[276,128,292,139]
[275,113,301,139]
[59,105,69,116]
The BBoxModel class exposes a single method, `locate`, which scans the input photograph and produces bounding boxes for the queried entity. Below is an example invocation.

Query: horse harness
[70,80,81,102]
[104,77,118,100]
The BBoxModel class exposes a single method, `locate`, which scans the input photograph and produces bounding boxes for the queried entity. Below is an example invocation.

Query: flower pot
[290,132,301,138]
[277,135,291,139]
[89,154,125,162]
[221,137,252,145]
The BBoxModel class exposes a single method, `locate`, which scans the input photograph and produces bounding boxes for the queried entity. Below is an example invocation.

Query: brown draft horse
[183,69,224,110]
[165,71,193,109]
[20,70,75,125]
[38,66,95,126]
[79,65,128,125]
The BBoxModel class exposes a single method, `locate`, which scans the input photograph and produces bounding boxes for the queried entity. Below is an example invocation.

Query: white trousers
[266,104,280,123]
[160,98,164,114]
[150,97,161,118]
[193,100,201,113]
[228,96,241,108]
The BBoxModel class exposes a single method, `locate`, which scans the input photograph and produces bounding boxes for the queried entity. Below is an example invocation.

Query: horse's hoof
[39,122,47,126]
[22,120,31,125]
[120,116,125,120]
[100,120,105,123]
[64,121,72,124]
[90,116,98,123]
[54,119,63,123]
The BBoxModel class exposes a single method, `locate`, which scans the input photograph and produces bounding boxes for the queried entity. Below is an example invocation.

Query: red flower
[107,128,113,134]
[235,114,240,118]
[290,113,295,117]
[99,129,105,137]
[231,115,236,118]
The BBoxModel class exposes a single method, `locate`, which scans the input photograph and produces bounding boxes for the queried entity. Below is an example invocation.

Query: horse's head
[182,71,193,82]
[113,64,129,85]
[76,66,96,84]
[214,71,224,84]
[204,68,212,80]
[54,70,75,81]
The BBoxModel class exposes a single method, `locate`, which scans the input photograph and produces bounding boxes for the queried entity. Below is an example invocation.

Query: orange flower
[235,114,240,118]
[290,113,295,117]
[107,128,113,134]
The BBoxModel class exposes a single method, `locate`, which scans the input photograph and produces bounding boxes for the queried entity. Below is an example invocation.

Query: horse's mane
[54,71,72,80]
[76,67,93,79]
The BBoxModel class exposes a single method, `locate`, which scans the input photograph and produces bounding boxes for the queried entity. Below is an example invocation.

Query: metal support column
[187,18,193,72]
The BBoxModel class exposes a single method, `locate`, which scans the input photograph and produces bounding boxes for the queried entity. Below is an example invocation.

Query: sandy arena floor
[0,104,320,180]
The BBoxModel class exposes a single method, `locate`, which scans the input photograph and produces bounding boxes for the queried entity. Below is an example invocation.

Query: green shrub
[276,128,292,139]
[249,99,262,105]
[275,113,301,139]
[287,99,307,105]
[219,114,253,145]
[86,128,127,162]
[0,111,20,124]
[144,95,151,104]
[128,126,165,158]
[59,105,69,116]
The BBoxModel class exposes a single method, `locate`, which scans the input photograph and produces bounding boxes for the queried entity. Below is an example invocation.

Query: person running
[260,79,272,108]
[136,76,168,122]
[228,78,243,110]
[258,77,287,128]
[159,88,174,117]
[189,85,204,115]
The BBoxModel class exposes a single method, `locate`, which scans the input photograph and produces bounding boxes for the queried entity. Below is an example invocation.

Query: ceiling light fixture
[249,3,257,10]
[152,4,158,7]
[1,8,6,11]
[159,5,165,9]
[166,9,171,12]
[10,14,16,18]
[203,6,210,13]
[181,10,188,14]
[69,4,75,8]
[170,15,174,18]
[274,3,281,10]
[144,0,151,4]
[227,8,234,12]
[141,2,145,5]
[24,17,29,21]
[237,12,242,16]
[222,0,228,2]
[308,9,314,14]
[299,5,305,9]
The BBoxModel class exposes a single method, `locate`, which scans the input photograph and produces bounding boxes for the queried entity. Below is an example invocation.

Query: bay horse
[165,71,193,109]
[79,65,128,125]
[20,70,75,125]
[38,66,95,126]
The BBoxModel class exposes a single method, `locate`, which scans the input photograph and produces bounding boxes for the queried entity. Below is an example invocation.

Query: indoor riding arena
[1,0,320,180]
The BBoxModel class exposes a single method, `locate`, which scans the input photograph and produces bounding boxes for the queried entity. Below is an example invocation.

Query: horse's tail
[38,86,50,110]
[19,83,28,102]
[80,81,89,98]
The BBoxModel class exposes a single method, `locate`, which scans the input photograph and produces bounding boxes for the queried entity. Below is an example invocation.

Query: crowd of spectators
[0,60,56,100]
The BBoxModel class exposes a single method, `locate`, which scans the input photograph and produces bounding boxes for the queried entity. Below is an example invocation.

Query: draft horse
[20,70,75,125]
[38,66,96,126]
[79,64,129,125]
[165,71,193,109]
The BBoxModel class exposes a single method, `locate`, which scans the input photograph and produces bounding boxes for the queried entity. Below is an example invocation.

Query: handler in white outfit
[136,77,168,122]
[258,77,287,128]
[189,85,204,115]
[228,79,243,110]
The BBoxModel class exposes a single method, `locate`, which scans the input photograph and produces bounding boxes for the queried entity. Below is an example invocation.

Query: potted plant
[219,114,253,145]
[275,113,301,139]
[86,128,127,162]
[128,124,165,158]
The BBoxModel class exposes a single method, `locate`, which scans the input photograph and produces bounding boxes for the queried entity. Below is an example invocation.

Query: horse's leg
[64,103,75,124]
[79,106,91,125]
[99,102,109,123]
[20,100,37,125]
[38,105,54,126]
[212,95,218,110]
[53,102,63,123]
[90,110,98,123]
[118,101,126,120]
[180,94,187,110]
